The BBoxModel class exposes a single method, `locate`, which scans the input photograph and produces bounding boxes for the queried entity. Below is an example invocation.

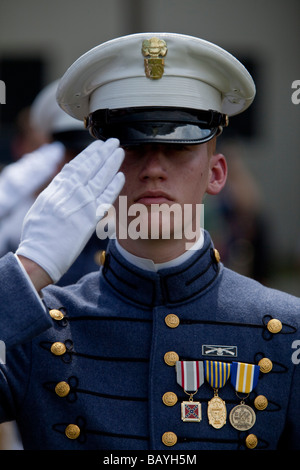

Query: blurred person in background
[205,140,270,284]
[9,106,50,162]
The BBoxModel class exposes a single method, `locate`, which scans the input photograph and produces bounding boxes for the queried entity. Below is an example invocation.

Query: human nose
[138,148,168,181]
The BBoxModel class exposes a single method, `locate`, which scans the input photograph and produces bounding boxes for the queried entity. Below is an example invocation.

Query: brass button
[50,342,66,356]
[49,309,64,320]
[164,351,179,366]
[162,392,178,407]
[55,381,70,397]
[214,248,221,263]
[254,395,268,411]
[65,424,80,440]
[165,314,180,328]
[162,431,177,447]
[267,318,282,334]
[258,357,273,373]
[245,434,258,449]
[94,250,106,266]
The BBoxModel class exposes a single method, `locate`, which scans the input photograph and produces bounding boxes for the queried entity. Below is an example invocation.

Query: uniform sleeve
[0,253,52,349]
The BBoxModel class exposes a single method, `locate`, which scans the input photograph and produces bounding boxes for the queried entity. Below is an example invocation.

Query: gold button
[267,318,282,334]
[162,392,178,407]
[55,381,70,397]
[50,342,66,356]
[65,424,80,440]
[49,309,64,321]
[254,395,268,411]
[214,248,221,263]
[245,434,258,449]
[258,357,273,373]
[162,431,177,447]
[94,250,106,266]
[164,351,179,366]
[165,314,180,328]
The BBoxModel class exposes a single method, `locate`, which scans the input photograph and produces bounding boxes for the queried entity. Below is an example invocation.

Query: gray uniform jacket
[0,231,299,450]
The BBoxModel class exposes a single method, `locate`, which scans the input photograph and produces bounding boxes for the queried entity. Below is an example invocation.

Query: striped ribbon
[230,362,260,394]
[176,361,204,392]
[205,361,231,389]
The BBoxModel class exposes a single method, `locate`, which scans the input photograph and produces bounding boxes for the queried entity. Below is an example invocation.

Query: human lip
[134,191,174,205]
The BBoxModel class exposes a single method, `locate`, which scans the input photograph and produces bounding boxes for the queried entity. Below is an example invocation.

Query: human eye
[122,146,141,157]
[166,144,193,155]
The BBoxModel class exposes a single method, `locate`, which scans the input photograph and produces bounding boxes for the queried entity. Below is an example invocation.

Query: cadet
[0,33,299,450]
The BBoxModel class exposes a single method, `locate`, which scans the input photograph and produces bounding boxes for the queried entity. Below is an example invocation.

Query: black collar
[101,231,220,308]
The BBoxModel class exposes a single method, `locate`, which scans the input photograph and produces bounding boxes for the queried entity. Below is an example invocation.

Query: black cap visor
[86,107,228,146]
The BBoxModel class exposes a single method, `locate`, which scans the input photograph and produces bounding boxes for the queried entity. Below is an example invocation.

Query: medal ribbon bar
[176,361,204,392]
[205,360,231,388]
[230,362,260,394]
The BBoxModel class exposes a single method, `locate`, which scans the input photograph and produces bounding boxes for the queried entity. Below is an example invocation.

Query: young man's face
[114,140,226,242]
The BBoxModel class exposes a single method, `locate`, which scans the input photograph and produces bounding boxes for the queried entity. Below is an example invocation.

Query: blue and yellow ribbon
[205,361,231,389]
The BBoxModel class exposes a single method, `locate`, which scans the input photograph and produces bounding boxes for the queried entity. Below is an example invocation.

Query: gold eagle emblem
[141,37,168,79]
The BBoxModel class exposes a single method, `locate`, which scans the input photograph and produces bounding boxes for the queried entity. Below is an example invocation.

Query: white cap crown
[57,32,255,121]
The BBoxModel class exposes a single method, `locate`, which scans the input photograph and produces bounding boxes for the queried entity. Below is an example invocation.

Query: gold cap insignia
[142,37,168,79]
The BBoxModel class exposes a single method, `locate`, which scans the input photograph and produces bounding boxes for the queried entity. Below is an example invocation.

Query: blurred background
[0,0,299,448]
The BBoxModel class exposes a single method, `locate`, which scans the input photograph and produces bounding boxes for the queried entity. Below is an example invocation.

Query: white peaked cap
[56,32,256,121]
[31,80,85,134]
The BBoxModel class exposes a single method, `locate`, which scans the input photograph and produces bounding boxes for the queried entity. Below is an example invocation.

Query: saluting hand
[16,139,125,287]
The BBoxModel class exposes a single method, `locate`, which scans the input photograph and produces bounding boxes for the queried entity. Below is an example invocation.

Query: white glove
[16,139,125,283]
[0,142,64,218]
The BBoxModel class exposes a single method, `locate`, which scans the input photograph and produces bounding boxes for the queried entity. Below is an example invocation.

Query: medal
[205,361,231,429]
[229,362,260,431]
[229,402,256,431]
[175,361,204,422]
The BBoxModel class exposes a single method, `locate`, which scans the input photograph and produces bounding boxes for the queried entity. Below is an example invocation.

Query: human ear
[206,153,227,195]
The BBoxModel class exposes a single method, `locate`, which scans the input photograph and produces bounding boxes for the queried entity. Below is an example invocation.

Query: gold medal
[229,402,256,431]
[230,362,260,431]
[207,390,227,429]
[205,361,231,429]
